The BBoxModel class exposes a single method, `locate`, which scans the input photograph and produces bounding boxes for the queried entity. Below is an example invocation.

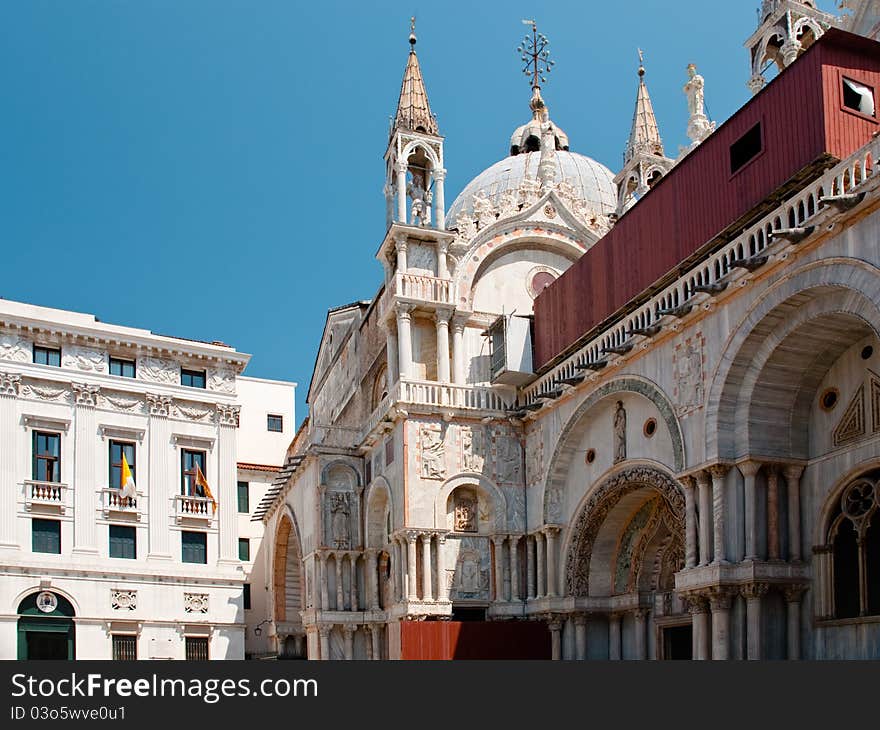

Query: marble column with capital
[370,625,382,661]
[680,476,698,569]
[545,528,560,598]
[216,404,241,564]
[436,535,448,602]
[608,614,622,660]
[367,550,379,610]
[633,609,648,660]
[319,553,329,611]
[766,467,781,561]
[742,583,768,660]
[319,625,332,661]
[406,533,419,601]
[72,383,101,554]
[548,618,563,661]
[492,536,506,602]
[421,533,433,602]
[535,532,546,599]
[574,614,588,661]
[509,535,520,602]
[395,167,408,224]
[342,625,355,661]
[0,373,21,548]
[433,169,446,230]
[451,318,467,386]
[696,471,712,566]
[335,553,345,610]
[349,554,359,611]
[686,595,710,661]
[709,590,733,660]
[738,461,761,561]
[146,393,173,561]
[435,309,452,385]
[784,465,804,562]
[396,304,414,381]
[709,465,729,564]
[785,586,806,660]
[526,536,536,600]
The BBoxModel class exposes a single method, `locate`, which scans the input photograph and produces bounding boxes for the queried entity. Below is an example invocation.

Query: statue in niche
[455,549,486,597]
[408,171,429,226]
[420,423,446,480]
[684,64,705,118]
[454,493,478,533]
[329,492,351,549]
[613,401,627,464]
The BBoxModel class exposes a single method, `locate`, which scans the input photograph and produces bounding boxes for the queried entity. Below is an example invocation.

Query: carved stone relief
[407,243,437,276]
[63,346,107,373]
[101,392,144,413]
[453,491,477,533]
[20,382,70,403]
[419,423,446,480]
[673,333,705,416]
[0,334,30,363]
[328,492,352,549]
[111,590,137,611]
[525,430,544,486]
[613,401,627,464]
[138,357,179,385]
[183,593,209,614]
[461,424,485,474]
[172,401,214,423]
[451,538,490,600]
[207,368,236,394]
[494,432,522,484]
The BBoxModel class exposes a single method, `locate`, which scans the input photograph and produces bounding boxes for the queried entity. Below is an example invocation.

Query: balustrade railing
[24,480,66,510]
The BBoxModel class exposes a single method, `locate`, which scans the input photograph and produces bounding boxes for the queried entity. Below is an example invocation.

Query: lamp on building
[253,620,271,637]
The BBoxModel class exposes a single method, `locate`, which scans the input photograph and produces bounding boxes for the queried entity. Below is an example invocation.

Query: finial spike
[409,15,417,47]
[638,48,645,77]
[518,20,553,91]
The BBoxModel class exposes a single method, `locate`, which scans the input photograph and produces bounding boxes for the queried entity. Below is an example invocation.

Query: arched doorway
[273,513,305,659]
[17,591,75,660]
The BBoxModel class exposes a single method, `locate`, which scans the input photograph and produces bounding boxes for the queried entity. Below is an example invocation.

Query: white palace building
[0,299,295,660]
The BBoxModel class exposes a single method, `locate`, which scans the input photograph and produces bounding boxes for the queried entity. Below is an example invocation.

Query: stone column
[319,553,329,611]
[216,404,240,565]
[335,553,345,611]
[574,614,588,661]
[349,554,359,611]
[386,328,399,385]
[696,471,712,565]
[370,625,382,660]
[433,169,446,230]
[0,374,20,548]
[680,476,697,569]
[633,609,648,660]
[396,304,414,381]
[436,535,448,602]
[608,614,622,660]
[548,617,563,661]
[451,318,467,385]
[492,536,506,602]
[742,583,768,660]
[784,465,804,562]
[406,532,419,601]
[509,535,520,601]
[535,532,546,599]
[767,466,780,561]
[342,625,355,661]
[545,527,560,598]
[709,464,729,564]
[367,550,379,611]
[421,533,433,601]
[147,394,173,560]
[686,595,710,661]
[709,589,732,660]
[739,461,761,561]
[71,384,100,554]
[526,536,536,600]
[319,625,331,661]
[785,586,806,660]
[437,240,449,280]
[435,309,451,384]
[396,165,408,224]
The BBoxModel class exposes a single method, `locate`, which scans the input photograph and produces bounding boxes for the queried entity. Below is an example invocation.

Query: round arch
[435,473,507,533]
[542,376,684,523]
[364,476,393,549]
[320,460,361,488]
[273,506,305,625]
[17,590,76,661]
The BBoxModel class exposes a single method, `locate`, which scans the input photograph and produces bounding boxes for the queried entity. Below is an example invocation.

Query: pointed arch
[273,505,305,624]
[365,476,393,549]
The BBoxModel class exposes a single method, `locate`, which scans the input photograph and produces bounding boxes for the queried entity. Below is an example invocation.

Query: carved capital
[546,615,563,633]
[216,403,241,427]
[682,593,709,615]
[741,582,769,601]
[405,530,420,544]
[573,613,589,627]
[708,587,734,612]
[342,624,357,637]
[783,584,808,603]
[0,372,21,398]
[394,234,408,253]
[633,608,650,621]
[708,463,730,480]
[435,307,453,326]
[395,302,414,321]
[491,535,505,548]
[72,382,100,408]
[678,474,696,492]
[783,464,805,483]
[146,393,172,417]
[433,168,447,183]
[318,625,333,639]
[694,470,711,489]
[737,460,761,479]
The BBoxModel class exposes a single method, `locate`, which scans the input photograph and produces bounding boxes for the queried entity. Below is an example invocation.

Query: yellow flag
[194,463,217,513]
[120,453,137,500]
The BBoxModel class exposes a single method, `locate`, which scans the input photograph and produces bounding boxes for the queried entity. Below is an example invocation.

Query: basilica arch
[272,506,305,658]
[435,473,507,533]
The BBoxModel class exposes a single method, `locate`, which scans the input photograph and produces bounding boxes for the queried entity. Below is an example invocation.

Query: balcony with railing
[379,272,456,316]
[24,480,68,513]
[174,494,214,524]
[101,488,139,518]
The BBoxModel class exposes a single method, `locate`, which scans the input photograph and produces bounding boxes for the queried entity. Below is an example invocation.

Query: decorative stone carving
[72,382,100,407]
[137,357,178,385]
[407,243,437,276]
[545,486,563,523]
[216,403,241,427]
[21,383,70,403]
[172,402,214,423]
[673,334,705,415]
[871,370,880,433]
[207,368,236,394]
[518,177,542,209]
[454,212,477,243]
[565,465,685,596]
[183,593,209,614]
[613,401,627,464]
[0,372,21,397]
[472,191,496,229]
[495,435,522,484]
[419,423,446,480]
[111,590,137,611]
[454,492,478,533]
[461,424,485,473]
[613,497,658,594]
[526,431,543,486]
[0,334,30,363]
[834,385,866,446]
[329,492,352,549]
[102,393,143,413]
[145,393,172,417]
[452,539,490,600]
[64,346,107,373]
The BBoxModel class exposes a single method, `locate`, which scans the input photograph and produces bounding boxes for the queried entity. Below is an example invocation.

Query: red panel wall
[533,30,880,370]
[399,620,551,660]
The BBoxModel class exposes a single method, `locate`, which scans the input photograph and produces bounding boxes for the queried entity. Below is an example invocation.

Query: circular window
[643,418,658,438]
[528,269,557,299]
[862,345,874,360]
[820,388,839,412]
[585,449,596,465]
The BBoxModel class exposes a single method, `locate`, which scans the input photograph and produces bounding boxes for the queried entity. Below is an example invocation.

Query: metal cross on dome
[518,20,554,90]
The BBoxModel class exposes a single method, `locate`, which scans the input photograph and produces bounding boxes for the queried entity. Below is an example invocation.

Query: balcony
[379,272,456,315]
[24,480,68,513]
[174,494,214,524]
[101,489,139,519]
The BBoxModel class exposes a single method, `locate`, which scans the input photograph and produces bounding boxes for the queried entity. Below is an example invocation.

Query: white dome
[447,150,617,224]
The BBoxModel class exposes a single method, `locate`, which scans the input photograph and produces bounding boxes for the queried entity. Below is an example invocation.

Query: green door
[17,592,76,660]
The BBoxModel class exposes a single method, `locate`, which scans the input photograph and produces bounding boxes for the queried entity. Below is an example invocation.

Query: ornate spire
[624,51,665,165]
[391,17,439,138]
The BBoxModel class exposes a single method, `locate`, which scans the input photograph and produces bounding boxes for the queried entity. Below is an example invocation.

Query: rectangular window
[238,538,250,562]
[112,634,137,661]
[181,369,206,389]
[181,531,207,564]
[109,357,136,378]
[181,450,206,496]
[32,432,61,483]
[237,481,249,513]
[243,583,251,611]
[385,435,394,466]
[109,525,136,559]
[33,345,61,367]
[32,518,61,554]
[730,122,763,174]
[267,414,283,432]
[109,440,136,490]
[843,77,876,118]
[185,636,209,661]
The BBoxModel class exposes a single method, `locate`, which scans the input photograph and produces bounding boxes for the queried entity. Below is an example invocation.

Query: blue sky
[0,1,839,422]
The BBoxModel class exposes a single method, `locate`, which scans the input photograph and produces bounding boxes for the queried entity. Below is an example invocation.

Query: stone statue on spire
[684,64,715,148]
